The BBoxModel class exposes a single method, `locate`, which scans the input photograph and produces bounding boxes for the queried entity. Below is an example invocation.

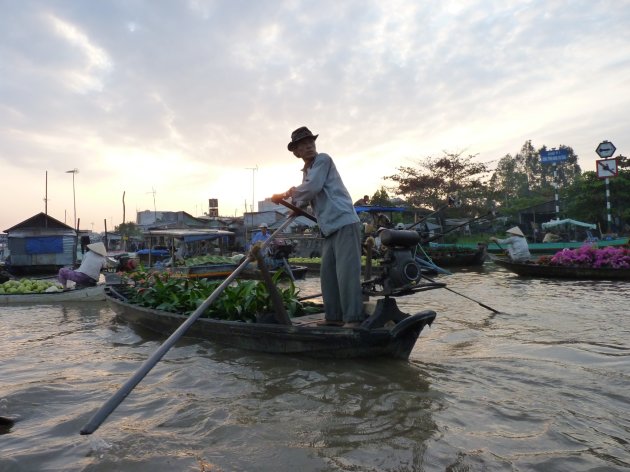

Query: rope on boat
[414,245,452,275]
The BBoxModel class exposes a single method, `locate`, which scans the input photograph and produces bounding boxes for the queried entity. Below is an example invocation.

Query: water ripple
[1,268,629,470]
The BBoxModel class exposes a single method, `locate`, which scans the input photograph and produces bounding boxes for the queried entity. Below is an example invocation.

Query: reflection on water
[0,264,629,471]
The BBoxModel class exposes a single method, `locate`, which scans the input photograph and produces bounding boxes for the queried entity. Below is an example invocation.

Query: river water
[1,263,629,471]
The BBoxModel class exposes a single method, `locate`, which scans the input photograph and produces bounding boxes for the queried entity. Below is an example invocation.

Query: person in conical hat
[490,226,531,262]
[58,241,109,289]
[506,226,525,237]
[87,242,107,256]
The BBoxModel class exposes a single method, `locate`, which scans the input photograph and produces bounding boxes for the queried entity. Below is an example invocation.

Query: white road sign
[596,141,616,158]
[596,158,618,179]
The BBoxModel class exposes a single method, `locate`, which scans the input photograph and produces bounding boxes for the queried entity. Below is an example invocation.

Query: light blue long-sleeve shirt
[290,153,359,237]
[248,231,270,252]
[496,235,531,261]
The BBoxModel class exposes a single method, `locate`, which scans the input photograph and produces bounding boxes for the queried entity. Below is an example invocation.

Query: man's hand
[271,193,287,204]
[271,187,295,203]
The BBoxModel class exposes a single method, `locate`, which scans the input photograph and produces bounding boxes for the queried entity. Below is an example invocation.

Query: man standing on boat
[273,126,364,328]
[491,226,532,262]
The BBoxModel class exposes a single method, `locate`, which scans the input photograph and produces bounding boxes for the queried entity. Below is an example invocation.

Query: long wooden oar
[271,197,317,222]
[421,211,493,245]
[492,240,505,251]
[491,240,512,260]
[420,273,503,314]
[407,195,458,231]
[80,216,297,435]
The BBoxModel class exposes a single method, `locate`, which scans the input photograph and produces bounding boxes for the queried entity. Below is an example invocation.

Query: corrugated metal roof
[4,213,75,233]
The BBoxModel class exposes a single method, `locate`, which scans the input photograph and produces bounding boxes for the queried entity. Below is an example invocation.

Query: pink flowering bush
[547,245,630,268]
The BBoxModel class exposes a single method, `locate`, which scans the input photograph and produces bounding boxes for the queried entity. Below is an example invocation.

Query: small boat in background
[164,257,308,281]
[491,255,630,280]
[472,237,630,255]
[420,243,487,268]
[0,283,106,304]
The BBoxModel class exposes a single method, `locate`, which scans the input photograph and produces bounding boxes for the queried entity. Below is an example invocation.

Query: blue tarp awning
[136,249,170,256]
[354,206,408,213]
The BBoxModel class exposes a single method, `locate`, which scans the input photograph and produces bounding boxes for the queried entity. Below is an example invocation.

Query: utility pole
[44,171,49,216]
[245,165,258,247]
[553,163,559,220]
[66,168,79,228]
[245,165,258,213]
[146,187,157,223]
[595,140,618,234]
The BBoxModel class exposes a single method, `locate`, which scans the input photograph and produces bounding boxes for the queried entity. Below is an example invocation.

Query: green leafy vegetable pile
[120,269,321,322]
[182,255,238,267]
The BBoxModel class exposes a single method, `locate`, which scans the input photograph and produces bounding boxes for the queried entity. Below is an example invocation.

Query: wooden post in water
[74,218,80,266]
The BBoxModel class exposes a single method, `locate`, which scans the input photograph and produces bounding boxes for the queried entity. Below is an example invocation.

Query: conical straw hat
[87,242,107,257]
[506,226,525,237]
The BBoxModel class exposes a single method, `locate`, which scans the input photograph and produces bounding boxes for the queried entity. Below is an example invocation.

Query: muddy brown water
[1,263,628,471]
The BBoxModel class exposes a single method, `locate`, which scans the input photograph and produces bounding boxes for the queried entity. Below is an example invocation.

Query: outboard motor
[269,239,293,260]
[378,229,422,295]
[361,228,446,331]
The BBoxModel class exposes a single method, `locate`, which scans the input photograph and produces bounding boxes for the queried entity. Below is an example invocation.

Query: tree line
[377,140,629,233]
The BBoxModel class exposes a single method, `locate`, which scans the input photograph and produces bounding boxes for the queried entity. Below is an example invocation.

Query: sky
[2,0,630,233]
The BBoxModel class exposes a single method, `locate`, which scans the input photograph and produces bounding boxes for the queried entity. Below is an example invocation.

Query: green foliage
[487,141,581,212]
[495,194,552,220]
[115,222,143,237]
[488,153,530,204]
[562,165,630,230]
[386,151,491,215]
[380,142,629,237]
[120,269,320,321]
[370,187,394,206]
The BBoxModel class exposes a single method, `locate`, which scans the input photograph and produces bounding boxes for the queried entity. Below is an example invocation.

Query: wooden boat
[459,237,630,255]
[164,262,308,281]
[0,284,106,304]
[491,255,630,280]
[166,262,238,279]
[105,285,436,359]
[421,243,487,267]
[106,228,449,360]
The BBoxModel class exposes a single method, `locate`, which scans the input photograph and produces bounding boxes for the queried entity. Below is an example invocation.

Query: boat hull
[423,244,487,267]
[476,238,630,255]
[105,287,436,359]
[491,256,630,280]
[0,284,106,304]
[165,264,308,281]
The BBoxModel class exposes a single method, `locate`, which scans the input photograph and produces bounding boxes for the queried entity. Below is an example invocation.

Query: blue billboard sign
[540,149,568,164]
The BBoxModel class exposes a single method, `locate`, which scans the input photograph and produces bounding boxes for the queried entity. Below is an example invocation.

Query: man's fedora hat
[287,126,318,151]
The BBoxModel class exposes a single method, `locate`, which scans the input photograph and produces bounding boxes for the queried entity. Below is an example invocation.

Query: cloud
[1,0,630,231]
